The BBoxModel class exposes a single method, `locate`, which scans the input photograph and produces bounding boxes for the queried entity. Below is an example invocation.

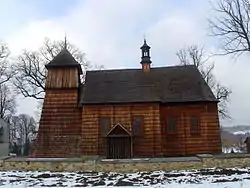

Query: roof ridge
[86,64,196,73]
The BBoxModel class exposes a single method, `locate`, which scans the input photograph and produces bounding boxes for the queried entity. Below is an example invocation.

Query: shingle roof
[45,48,82,73]
[79,65,217,105]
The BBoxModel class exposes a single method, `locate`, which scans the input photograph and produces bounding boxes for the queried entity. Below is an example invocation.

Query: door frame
[106,123,132,159]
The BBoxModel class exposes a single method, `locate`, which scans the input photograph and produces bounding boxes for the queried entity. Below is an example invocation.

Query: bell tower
[32,42,83,157]
[140,39,152,72]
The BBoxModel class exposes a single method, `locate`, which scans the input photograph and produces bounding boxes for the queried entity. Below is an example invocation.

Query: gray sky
[0,0,249,126]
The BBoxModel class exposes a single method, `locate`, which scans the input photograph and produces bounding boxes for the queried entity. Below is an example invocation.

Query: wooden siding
[161,103,221,156]
[81,103,163,157]
[82,102,221,158]
[34,61,221,158]
[45,68,79,89]
[32,89,82,158]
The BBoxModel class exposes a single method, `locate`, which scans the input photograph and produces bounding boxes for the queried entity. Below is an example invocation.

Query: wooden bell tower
[32,43,83,157]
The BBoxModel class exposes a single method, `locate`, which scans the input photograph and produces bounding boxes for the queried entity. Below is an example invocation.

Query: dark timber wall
[81,103,163,157]
[160,103,221,156]
[31,68,82,157]
[81,102,221,158]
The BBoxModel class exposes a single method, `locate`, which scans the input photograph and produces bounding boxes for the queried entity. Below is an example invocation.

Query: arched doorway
[107,124,131,159]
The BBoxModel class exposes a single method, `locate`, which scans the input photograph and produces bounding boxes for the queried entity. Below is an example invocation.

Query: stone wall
[1,154,250,172]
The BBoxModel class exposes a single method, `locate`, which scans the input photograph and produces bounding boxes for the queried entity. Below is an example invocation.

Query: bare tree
[208,0,250,56]
[176,45,231,118]
[17,114,36,144]
[0,41,13,85]
[7,114,37,155]
[12,38,103,100]
[0,42,15,120]
[235,134,247,152]
[6,115,19,154]
[0,84,16,119]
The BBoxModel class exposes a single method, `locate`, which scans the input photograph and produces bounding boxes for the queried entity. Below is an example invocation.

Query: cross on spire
[64,34,67,50]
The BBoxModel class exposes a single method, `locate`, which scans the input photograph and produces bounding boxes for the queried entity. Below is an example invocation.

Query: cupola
[140,39,152,72]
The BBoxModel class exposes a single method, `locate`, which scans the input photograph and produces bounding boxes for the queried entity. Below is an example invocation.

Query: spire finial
[143,34,146,44]
[64,33,67,49]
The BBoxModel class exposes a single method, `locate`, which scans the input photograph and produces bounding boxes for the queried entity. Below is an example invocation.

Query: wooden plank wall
[46,68,79,89]
[81,103,163,157]
[161,103,221,156]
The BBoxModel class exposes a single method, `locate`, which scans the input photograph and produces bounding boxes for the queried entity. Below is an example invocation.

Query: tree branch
[176,45,231,119]
[12,38,100,101]
[209,0,250,56]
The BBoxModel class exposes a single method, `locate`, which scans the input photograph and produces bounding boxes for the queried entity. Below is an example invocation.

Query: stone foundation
[1,154,250,172]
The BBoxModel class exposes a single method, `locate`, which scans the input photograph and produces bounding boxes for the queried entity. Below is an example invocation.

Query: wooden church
[32,40,221,158]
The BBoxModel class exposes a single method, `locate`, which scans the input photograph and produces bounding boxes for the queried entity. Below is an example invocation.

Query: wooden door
[107,136,131,159]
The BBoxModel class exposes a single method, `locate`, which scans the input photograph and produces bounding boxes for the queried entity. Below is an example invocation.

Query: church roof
[79,65,218,105]
[45,48,82,73]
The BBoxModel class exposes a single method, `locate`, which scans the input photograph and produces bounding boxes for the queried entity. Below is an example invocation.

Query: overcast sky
[0,0,249,126]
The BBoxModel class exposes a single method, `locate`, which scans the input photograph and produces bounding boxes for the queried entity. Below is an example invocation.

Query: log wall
[81,103,163,157]
[82,102,221,158]
[160,103,221,156]
[32,65,82,157]
[32,89,82,157]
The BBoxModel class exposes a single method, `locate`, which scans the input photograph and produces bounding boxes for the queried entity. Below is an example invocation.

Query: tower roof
[140,39,150,49]
[45,48,83,74]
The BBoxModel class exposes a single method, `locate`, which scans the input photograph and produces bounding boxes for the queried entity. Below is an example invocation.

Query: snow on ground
[233,130,250,135]
[1,168,250,187]
[222,147,243,153]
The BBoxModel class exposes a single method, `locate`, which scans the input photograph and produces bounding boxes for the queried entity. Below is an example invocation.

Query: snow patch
[233,130,250,135]
[0,168,250,187]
